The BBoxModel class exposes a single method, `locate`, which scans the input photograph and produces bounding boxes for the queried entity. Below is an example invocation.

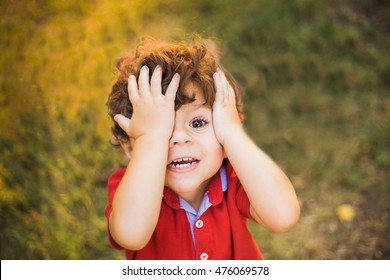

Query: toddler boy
[105,37,300,259]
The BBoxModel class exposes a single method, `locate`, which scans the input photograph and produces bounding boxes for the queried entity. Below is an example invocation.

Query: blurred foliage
[0,0,389,259]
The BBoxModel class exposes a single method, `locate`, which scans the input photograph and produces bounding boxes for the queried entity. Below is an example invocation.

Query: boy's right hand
[114,66,180,142]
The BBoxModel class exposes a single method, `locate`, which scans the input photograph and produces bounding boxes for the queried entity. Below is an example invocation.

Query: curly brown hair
[106,36,244,145]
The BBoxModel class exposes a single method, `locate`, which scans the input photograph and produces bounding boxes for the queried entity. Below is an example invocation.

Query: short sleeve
[225,161,255,220]
[236,183,253,219]
[104,168,126,250]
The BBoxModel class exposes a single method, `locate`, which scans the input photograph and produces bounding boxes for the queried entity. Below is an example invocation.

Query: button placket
[195,219,208,259]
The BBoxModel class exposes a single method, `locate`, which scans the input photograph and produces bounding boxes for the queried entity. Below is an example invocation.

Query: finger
[225,77,236,104]
[114,114,132,133]
[213,70,225,103]
[127,75,139,103]
[150,65,162,97]
[218,69,235,104]
[138,65,150,97]
[165,73,180,101]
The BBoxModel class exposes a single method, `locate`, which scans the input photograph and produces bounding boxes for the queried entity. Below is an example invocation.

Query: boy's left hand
[212,68,242,146]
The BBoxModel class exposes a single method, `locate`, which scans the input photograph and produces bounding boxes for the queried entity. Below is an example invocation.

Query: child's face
[164,83,224,200]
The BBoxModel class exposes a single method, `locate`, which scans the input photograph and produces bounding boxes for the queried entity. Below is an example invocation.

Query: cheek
[194,126,224,158]
[205,136,224,157]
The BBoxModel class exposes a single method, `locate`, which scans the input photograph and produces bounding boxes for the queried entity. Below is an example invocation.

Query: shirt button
[200,252,208,260]
[195,219,204,229]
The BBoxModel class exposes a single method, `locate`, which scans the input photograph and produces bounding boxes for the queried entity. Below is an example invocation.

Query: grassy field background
[1,0,389,259]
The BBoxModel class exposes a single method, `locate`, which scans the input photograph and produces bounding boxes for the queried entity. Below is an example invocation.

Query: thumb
[114,114,131,133]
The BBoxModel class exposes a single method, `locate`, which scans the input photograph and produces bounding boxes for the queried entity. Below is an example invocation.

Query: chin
[166,181,201,194]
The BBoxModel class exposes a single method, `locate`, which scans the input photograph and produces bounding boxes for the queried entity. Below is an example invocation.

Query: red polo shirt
[105,161,263,260]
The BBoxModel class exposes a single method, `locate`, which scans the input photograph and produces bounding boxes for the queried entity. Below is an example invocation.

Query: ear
[120,141,133,160]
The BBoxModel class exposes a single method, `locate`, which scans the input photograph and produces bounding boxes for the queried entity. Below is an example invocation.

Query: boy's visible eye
[190,118,208,128]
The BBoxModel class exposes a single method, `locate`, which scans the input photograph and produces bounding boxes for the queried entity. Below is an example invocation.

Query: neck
[177,179,211,212]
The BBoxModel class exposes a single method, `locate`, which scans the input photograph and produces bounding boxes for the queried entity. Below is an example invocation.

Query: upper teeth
[169,157,198,169]
[173,157,194,163]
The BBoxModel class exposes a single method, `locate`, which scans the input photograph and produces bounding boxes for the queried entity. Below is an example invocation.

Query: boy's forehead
[178,101,210,116]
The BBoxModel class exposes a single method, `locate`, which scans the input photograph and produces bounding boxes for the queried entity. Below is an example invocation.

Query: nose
[169,125,192,147]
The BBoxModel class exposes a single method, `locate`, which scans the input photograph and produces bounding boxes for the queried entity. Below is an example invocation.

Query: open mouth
[167,157,199,169]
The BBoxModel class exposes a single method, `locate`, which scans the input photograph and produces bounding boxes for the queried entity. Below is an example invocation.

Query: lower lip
[167,161,200,173]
